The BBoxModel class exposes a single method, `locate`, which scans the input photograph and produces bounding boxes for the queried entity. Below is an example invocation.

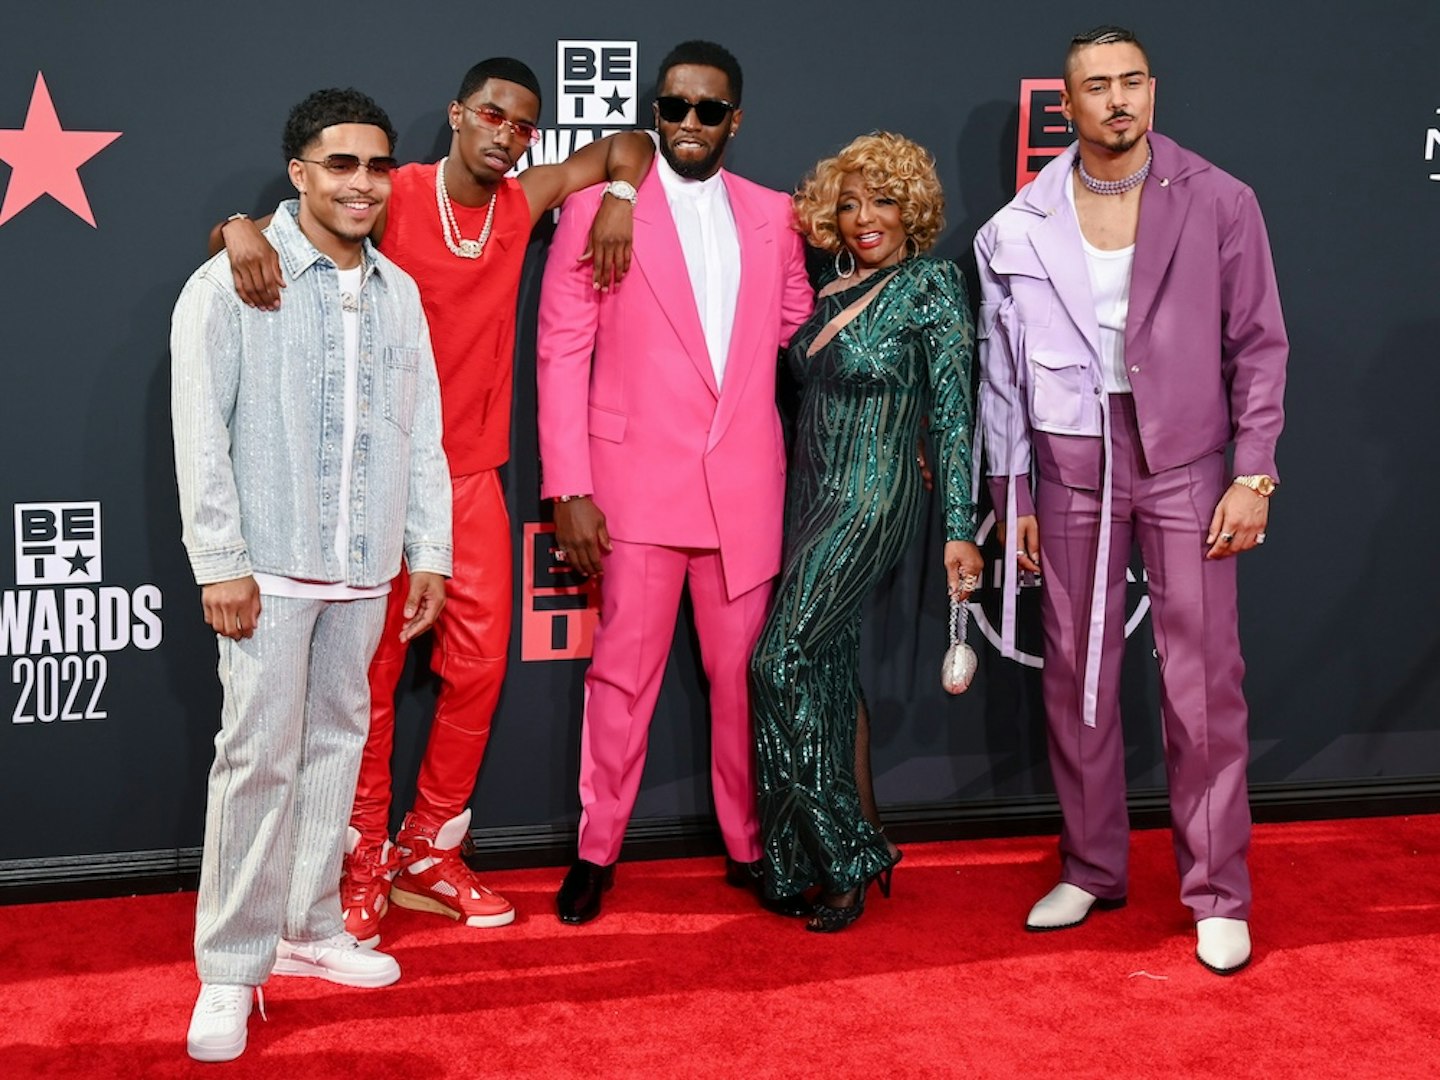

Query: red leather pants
[350,469,512,841]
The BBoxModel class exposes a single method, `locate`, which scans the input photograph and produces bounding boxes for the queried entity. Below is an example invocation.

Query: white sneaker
[1196,917,1251,974]
[273,931,400,988]
[1025,882,1126,931]
[187,983,260,1062]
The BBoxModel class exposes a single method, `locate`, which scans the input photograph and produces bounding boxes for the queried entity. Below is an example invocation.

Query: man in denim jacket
[171,88,451,1062]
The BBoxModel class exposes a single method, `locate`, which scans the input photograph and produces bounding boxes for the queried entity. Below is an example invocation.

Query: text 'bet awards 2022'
[5,502,163,724]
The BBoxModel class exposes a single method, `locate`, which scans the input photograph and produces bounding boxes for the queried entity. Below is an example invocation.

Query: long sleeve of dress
[917,260,977,542]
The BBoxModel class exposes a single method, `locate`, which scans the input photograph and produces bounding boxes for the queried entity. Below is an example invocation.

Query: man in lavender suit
[975,25,1287,975]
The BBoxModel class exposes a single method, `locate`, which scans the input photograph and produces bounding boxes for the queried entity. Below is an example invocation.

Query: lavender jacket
[974,132,1288,720]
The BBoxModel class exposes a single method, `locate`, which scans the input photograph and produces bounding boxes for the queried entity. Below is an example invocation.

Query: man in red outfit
[215,58,651,942]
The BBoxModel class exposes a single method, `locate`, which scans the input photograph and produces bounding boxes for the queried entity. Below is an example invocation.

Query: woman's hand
[944,540,984,601]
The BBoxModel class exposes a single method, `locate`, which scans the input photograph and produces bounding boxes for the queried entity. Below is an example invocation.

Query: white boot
[1196,917,1251,974]
[1025,882,1125,931]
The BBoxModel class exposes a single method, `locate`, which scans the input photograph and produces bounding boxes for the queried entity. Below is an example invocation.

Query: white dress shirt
[655,151,741,388]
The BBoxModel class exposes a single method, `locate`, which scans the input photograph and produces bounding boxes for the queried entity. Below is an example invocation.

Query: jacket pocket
[990,243,1052,328]
[383,346,419,435]
[1028,349,1087,430]
[588,403,627,444]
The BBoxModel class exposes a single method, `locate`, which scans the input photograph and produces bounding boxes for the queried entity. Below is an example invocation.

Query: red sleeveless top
[380,162,530,476]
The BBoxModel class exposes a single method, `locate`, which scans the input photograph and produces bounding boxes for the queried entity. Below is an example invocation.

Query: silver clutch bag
[942,598,978,695]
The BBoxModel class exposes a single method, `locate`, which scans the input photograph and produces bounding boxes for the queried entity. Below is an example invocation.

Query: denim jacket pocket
[383,346,420,435]
[1028,349,1088,430]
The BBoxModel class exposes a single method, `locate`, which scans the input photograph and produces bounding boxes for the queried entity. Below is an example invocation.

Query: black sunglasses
[655,96,736,126]
[295,154,399,178]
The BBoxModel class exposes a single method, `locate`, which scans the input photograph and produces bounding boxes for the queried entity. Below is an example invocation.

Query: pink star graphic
[0,72,122,228]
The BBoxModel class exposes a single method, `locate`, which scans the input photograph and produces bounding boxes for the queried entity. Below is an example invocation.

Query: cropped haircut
[656,40,743,104]
[1064,25,1151,83]
[456,57,543,111]
[792,132,945,254]
[282,88,396,162]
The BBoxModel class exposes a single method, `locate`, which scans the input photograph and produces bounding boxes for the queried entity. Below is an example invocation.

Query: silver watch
[603,180,638,205]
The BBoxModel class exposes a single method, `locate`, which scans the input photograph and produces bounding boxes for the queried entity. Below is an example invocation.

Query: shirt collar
[655,151,726,203]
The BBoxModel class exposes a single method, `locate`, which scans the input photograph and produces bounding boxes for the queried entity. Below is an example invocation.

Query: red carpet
[1,815,1437,1079]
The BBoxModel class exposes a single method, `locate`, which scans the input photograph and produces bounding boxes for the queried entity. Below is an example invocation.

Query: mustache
[1107,110,1134,122]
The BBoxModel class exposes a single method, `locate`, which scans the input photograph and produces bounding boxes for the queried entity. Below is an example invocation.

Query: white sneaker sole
[187,1029,247,1063]
[271,956,400,988]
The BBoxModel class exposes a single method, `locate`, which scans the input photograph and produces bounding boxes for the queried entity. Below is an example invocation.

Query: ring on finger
[1220,533,1235,543]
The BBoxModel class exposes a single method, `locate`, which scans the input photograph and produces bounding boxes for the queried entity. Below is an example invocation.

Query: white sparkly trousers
[194,594,386,984]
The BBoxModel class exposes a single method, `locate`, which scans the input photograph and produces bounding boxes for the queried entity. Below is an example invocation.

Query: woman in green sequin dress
[750,133,984,932]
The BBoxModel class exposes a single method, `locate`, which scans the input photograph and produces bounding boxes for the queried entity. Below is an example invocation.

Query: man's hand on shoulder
[220,216,285,311]
[579,187,635,292]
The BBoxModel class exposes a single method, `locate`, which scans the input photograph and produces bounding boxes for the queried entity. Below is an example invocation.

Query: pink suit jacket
[537,161,813,599]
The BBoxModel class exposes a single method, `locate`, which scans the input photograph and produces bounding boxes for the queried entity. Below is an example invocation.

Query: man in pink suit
[536,40,813,924]
[976,26,1287,974]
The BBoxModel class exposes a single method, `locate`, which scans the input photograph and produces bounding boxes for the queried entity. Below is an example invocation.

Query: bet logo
[556,41,638,127]
[15,502,102,586]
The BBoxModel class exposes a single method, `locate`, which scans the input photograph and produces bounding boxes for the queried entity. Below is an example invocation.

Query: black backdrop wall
[2,0,1437,893]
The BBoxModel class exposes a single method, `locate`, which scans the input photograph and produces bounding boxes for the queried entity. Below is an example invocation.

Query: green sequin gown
[750,256,976,898]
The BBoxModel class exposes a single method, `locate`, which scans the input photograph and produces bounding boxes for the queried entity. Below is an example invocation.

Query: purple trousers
[1035,394,1252,921]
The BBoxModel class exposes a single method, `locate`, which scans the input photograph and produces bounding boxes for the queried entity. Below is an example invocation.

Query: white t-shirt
[1066,177,1136,394]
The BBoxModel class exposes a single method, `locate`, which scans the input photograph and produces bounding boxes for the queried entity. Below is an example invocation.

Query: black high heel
[806,886,867,933]
[875,848,903,899]
[805,856,899,934]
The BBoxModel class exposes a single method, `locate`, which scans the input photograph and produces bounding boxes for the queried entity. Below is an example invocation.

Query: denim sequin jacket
[171,200,452,588]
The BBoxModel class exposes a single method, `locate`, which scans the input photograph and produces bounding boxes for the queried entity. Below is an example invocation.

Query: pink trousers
[577,539,770,866]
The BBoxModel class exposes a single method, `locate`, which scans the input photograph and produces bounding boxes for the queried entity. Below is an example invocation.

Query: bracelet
[221,212,248,231]
[555,494,591,502]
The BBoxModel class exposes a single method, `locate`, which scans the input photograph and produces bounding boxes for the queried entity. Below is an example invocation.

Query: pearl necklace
[1076,145,1152,196]
[435,156,497,259]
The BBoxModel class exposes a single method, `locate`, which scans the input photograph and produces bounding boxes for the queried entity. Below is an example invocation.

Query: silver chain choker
[435,156,497,259]
[1076,145,1152,196]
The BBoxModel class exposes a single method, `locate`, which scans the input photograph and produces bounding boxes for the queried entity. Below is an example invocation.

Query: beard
[660,136,727,180]
[1099,111,1147,155]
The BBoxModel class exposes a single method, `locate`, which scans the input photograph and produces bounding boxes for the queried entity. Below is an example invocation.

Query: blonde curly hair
[793,131,945,254]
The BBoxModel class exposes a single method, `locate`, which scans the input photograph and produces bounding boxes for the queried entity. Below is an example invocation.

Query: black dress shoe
[556,859,615,925]
[724,857,811,918]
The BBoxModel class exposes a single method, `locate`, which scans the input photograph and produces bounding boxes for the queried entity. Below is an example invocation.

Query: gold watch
[1232,474,1277,496]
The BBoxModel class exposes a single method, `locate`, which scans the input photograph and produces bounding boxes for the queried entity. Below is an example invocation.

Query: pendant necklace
[435,156,497,258]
